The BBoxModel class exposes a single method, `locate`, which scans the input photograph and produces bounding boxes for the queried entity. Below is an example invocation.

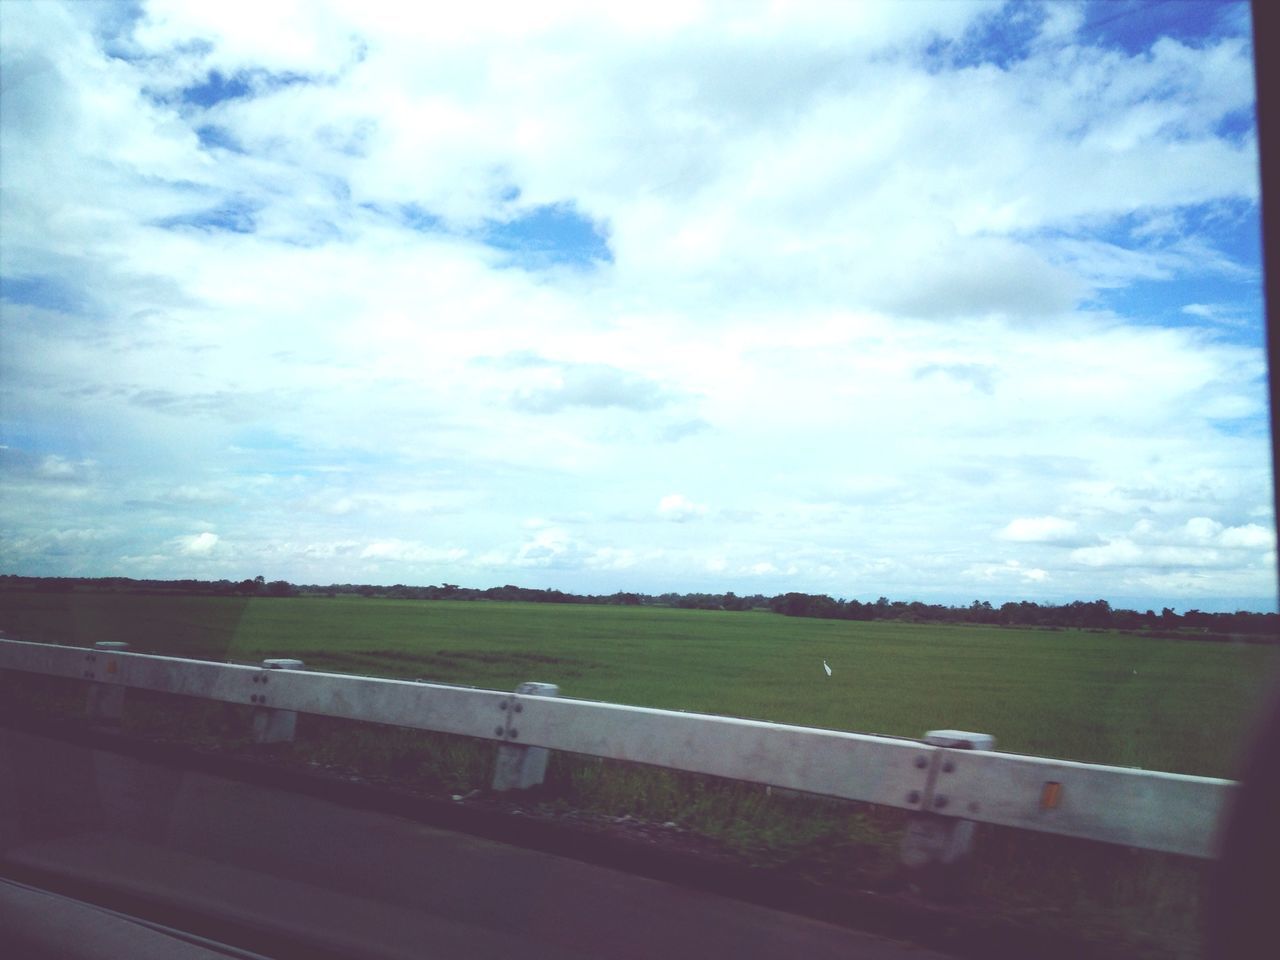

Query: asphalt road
[0,728,951,960]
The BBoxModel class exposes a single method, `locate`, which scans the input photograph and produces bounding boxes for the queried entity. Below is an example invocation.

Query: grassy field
[2,591,1275,778]
[3,590,1278,958]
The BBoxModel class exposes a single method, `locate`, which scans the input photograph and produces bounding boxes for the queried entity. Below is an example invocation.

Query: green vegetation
[2,591,1275,777]
[3,590,1277,959]
[5,573,1276,639]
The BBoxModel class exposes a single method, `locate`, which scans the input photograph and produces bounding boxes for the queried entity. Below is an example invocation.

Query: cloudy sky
[1,0,1273,611]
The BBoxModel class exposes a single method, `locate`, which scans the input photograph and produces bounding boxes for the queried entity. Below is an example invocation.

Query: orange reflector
[1041,781,1062,810]
[106,660,117,675]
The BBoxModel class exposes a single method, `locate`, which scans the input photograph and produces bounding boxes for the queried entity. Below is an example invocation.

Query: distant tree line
[763,593,1278,638]
[0,574,301,598]
[1,575,1275,641]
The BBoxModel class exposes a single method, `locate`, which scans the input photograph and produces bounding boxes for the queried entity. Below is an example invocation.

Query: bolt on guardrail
[900,730,996,897]
[251,659,306,743]
[492,682,561,791]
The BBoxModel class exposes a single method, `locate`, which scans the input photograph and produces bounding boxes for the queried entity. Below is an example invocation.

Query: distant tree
[1081,599,1113,629]
[1184,609,1213,629]
[844,598,871,620]
[1112,608,1143,630]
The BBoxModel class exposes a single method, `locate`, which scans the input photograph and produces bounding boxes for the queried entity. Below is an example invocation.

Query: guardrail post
[85,642,130,724]
[251,658,305,743]
[492,681,559,792]
[900,729,996,899]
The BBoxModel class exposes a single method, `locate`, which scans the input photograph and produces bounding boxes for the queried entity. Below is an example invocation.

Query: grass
[3,590,1278,959]
[2,591,1275,777]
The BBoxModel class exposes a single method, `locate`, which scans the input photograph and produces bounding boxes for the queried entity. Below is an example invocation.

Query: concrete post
[492,681,559,792]
[85,642,130,724]
[900,729,996,899]
[251,659,304,743]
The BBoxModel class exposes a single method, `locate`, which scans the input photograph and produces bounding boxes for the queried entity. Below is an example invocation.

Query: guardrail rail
[0,637,1234,860]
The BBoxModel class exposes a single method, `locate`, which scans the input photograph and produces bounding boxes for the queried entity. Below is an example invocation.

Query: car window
[1,3,1275,960]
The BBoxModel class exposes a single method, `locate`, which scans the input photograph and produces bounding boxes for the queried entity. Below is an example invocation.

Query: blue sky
[0,0,1273,611]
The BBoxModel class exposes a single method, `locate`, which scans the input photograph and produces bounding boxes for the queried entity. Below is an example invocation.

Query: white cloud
[515,527,573,566]
[360,540,468,563]
[657,494,707,522]
[997,516,1081,544]
[963,559,1051,583]
[36,456,79,478]
[1069,522,1274,570]
[1219,523,1274,549]
[176,531,219,556]
[1180,302,1253,330]
[1070,539,1144,568]
[585,546,643,571]
[1183,517,1224,543]
[163,484,229,505]
[509,362,672,414]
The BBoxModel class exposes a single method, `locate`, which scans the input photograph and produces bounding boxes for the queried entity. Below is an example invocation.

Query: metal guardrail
[0,637,1234,859]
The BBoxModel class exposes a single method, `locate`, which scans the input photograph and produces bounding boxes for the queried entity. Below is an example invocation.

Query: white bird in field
[823,659,832,677]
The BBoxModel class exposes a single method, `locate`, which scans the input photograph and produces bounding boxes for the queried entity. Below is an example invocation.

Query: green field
[2,591,1276,778]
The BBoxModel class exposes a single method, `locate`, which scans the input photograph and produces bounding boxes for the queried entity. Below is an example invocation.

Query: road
[0,728,950,960]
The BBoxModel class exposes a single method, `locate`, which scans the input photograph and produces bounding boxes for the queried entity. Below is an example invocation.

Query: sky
[0,0,1274,612]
